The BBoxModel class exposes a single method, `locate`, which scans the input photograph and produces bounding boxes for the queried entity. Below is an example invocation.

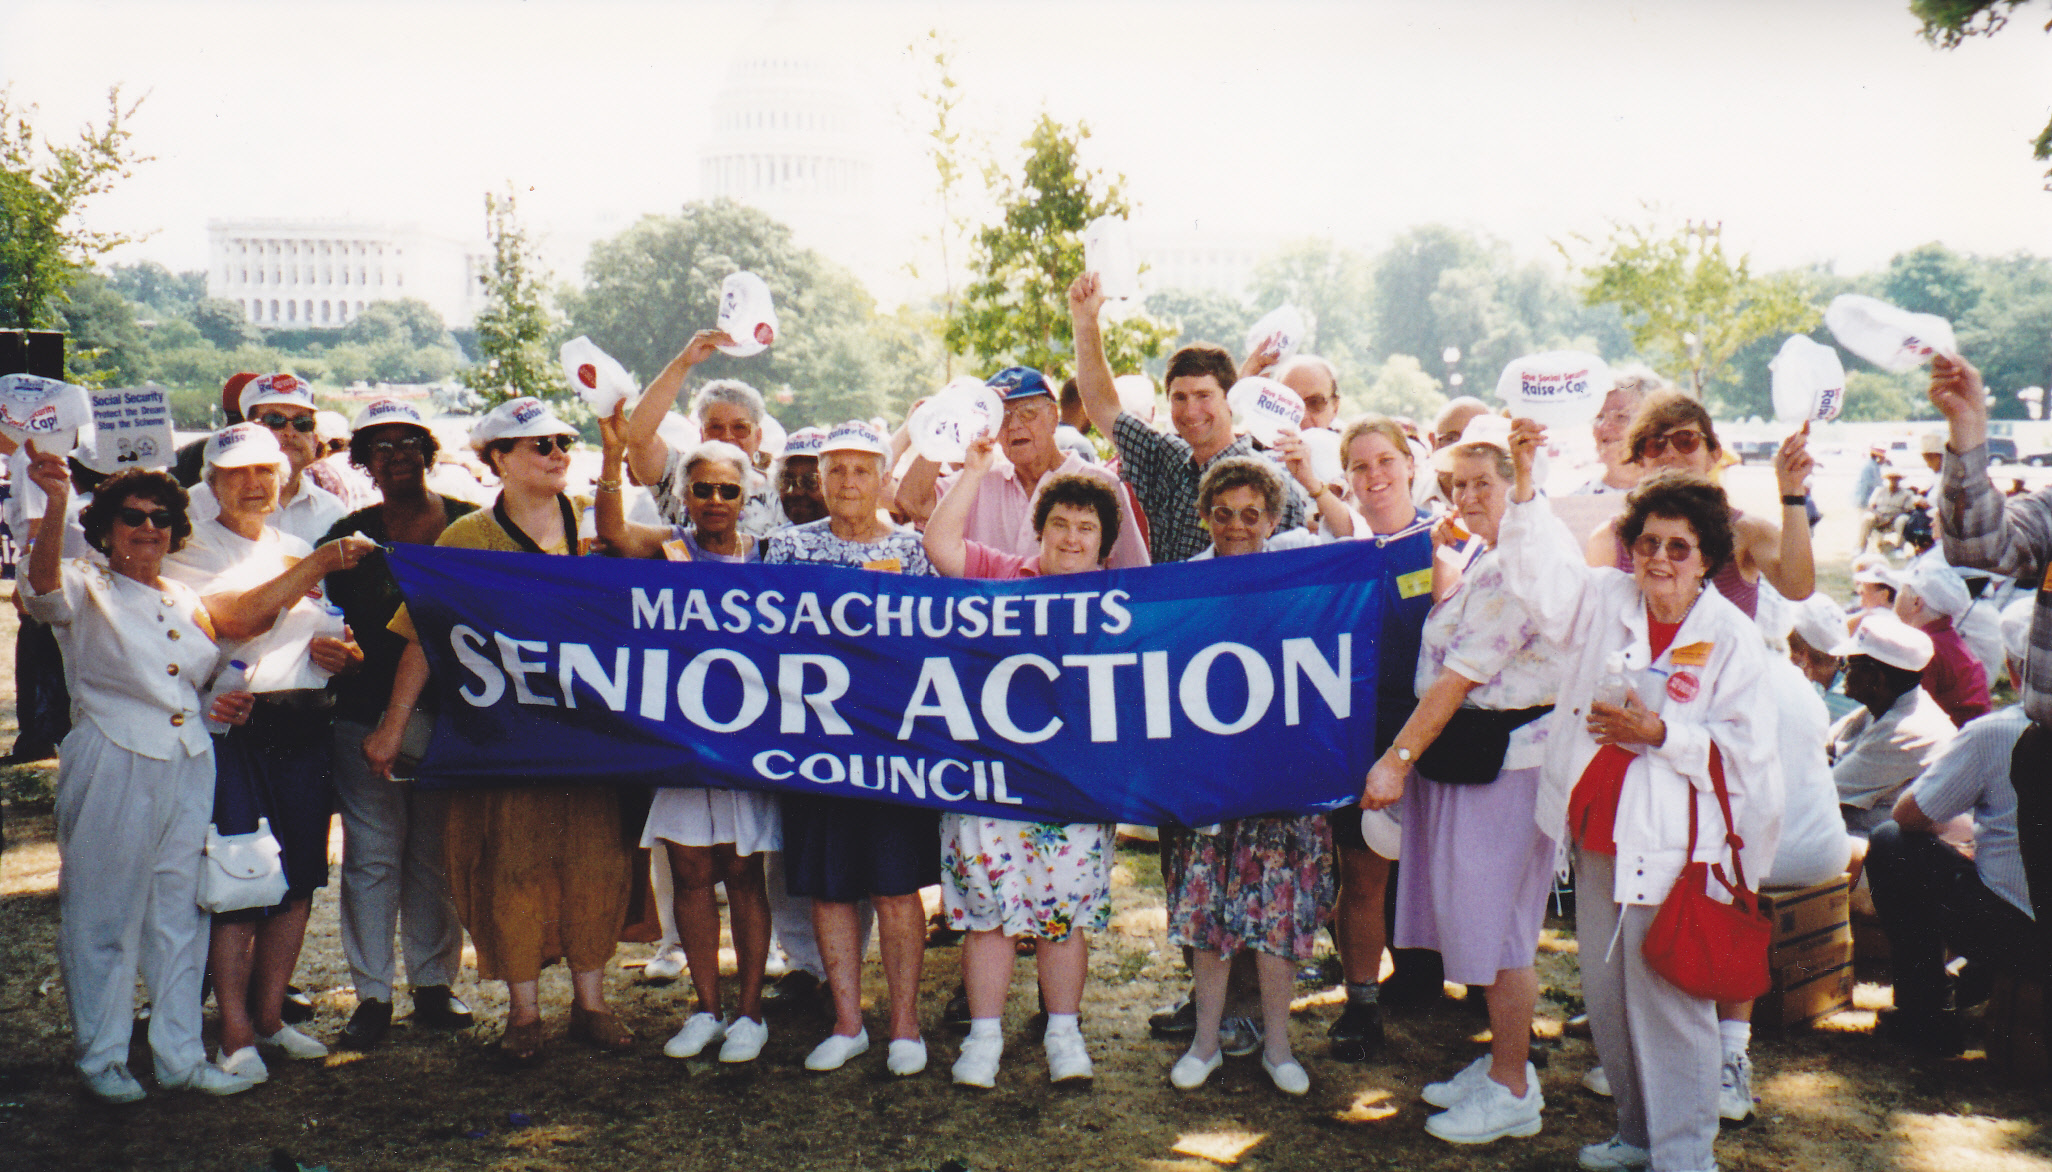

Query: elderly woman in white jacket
[1498,419,1782,1172]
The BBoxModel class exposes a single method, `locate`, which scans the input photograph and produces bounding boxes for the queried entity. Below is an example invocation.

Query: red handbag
[1640,748,1772,1002]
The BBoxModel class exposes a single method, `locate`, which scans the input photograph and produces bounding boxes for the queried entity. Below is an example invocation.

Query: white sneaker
[1044,1029,1093,1083]
[1582,1065,1612,1097]
[215,1046,269,1084]
[663,1012,729,1059]
[952,1036,1002,1088]
[259,1024,328,1060]
[1577,1135,1652,1170]
[887,1037,928,1076]
[1423,1067,1543,1144]
[1170,1047,1223,1090]
[1719,1050,1754,1123]
[643,945,687,982]
[83,1064,145,1104]
[804,1029,870,1071]
[1423,1055,1493,1108]
[718,1016,768,1063]
[1261,1053,1310,1096]
[159,1060,257,1096]
[763,950,792,979]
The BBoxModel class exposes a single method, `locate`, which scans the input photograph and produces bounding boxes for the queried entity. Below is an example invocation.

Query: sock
[968,1017,1002,1042]
[1044,1012,1080,1038]
[1718,1019,1750,1057]
[1347,980,1379,1006]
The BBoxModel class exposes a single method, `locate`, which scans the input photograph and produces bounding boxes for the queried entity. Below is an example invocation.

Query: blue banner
[386,530,1430,827]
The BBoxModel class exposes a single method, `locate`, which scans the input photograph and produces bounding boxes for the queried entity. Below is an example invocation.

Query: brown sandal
[568,1005,634,1052]
[501,1019,544,1063]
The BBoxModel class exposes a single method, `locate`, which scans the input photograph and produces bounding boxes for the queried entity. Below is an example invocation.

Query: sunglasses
[522,436,575,456]
[369,436,431,457]
[690,482,744,501]
[254,412,317,434]
[1638,428,1706,459]
[116,506,174,530]
[1631,534,1699,563]
[1208,505,1269,528]
[779,472,822,491]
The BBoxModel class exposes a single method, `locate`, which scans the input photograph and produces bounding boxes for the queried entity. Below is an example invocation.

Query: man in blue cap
[896,367,1149,570]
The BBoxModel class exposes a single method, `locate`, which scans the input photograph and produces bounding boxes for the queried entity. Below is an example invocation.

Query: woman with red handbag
[1497,419,1784,1172]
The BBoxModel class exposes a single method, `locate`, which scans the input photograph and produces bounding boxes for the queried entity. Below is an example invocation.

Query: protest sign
[387,532,1429,827]
[81,383,174,472]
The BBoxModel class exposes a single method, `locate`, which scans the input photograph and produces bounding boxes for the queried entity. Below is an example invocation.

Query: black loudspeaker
[0,331,65,378]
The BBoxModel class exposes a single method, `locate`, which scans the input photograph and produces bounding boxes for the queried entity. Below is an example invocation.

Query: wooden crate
[1772,921,1854,992]
[1760,878,1851,940]
[1758,961,1854,1029]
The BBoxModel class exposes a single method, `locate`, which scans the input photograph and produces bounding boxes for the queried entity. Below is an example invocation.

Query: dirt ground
[6,466,2052,1171]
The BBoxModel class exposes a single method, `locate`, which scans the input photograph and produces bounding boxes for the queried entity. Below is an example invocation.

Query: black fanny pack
[1414,704,1555,785]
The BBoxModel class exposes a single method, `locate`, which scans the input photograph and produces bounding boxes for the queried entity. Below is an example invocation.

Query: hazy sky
[4,0,2048,302]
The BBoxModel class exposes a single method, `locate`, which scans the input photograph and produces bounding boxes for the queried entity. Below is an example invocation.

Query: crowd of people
[12,272,2050,1172]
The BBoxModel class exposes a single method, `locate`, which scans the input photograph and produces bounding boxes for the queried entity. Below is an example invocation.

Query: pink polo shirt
[935,451,1151,570]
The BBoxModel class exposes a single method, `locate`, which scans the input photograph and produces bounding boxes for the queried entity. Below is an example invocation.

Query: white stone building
[205,219,488,329]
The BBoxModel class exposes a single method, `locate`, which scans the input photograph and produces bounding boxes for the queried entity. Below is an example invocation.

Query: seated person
[1788,592,1862,723]
[1827,613,1956,836]
[1855,470,1916,552]
[1894,562,1991,727]
[1865,602,2041,1055]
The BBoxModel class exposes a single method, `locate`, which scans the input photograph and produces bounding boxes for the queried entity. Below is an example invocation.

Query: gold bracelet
[596,479,622,492]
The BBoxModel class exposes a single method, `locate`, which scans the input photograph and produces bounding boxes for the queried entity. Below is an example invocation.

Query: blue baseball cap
[985,366,1054,401]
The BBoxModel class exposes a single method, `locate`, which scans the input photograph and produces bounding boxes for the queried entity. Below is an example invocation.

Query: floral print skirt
[939,815,1114,942]
[1165,815,1335,960]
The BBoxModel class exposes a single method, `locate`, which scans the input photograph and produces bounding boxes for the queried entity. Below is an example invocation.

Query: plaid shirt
[1941,441,2052,724]
[1111,411,1308,564]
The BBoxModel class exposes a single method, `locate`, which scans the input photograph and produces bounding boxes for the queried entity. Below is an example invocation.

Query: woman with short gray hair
[625,330,787,534]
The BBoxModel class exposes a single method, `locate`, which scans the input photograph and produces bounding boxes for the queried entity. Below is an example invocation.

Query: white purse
[199,817,288,914]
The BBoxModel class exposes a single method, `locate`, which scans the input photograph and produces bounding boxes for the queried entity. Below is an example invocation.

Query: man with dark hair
[1068,274,1306,565]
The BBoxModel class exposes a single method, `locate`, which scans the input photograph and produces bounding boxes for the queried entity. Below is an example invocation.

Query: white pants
[1577,851,1721,1172]
[333,720,463,1001]
[54,721,212,1078]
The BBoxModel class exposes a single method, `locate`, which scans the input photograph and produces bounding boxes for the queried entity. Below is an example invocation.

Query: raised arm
[23,442,69,598]
[1498,418,1603,645]
[203,535,375,640]
[1933,353,2052,581]
[626,329,729,488]
[922,434,997,578]
[1748,423,1816,598]
[894,454,944,525]
[1066,273,1123,437]
[596,404,675,558]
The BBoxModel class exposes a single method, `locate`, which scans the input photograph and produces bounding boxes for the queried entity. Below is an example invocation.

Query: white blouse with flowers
[1414,545,1560,770]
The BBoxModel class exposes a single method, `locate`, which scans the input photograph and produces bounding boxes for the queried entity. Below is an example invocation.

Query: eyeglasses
[1631,534,1699,563]
[1301,396,1334,413]
[1208,505,1269,528]
[780,472,821,491]
[254,412,317,434]
[115,506,174,530]
[1638,428,1706,459]
[1002,399,1052,423]
[369,436,431,457]
[523,436,575,456]
[690,482,744,501]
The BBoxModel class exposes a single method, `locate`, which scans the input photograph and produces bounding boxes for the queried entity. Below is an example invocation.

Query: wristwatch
[1392,746,1415,764]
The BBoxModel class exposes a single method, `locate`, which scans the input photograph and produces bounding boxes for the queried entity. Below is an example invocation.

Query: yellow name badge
[1669,641,1714,667]
[1397,568,1434,599]
[863,557,904,574]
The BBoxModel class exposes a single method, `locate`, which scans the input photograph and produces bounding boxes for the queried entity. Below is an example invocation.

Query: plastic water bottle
[1594,650,1631,710]
[202,660,250,735]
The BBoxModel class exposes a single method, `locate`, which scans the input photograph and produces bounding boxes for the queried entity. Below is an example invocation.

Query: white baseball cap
[1831,611,1935,672]
[1431,413,1514,472]
[350,398,431,433]
[314,410,350,443]
[1902,563,1972,622]
[819,419,889,457]
[238,372,315,415]
[1851,554,1896,587]
[1790,594,1853,656]
[781,426,827,459]
[468,397,578,450]
[203,421,289,472]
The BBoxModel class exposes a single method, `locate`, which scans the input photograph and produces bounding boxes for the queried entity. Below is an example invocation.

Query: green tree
[0,87,149,330]
[947,114,1172,377]
[1354,354,1448,421]
[1913,0,2052,187]
[1370,225,1491,381]
[1249,240,1377,368]
[906,29,983,381]
[457,187,561,409]
[565,199,933,428]
[1881,241,1986,321]
[107,260,204,318]
[342,297,453,350]
[1565,218,1820,410]
[191,297,261,349]
[1144,287,1254,378]
[57,271,151,387]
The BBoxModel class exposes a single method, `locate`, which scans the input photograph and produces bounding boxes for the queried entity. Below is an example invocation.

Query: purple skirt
[1392,764,1556,986]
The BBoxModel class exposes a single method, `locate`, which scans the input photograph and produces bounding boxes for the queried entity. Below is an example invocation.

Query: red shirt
[1920,616,1991,728]
[1569,612,1682,855]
